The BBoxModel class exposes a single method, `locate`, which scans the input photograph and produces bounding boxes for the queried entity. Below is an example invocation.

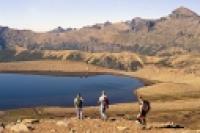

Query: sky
[0,0,200,31]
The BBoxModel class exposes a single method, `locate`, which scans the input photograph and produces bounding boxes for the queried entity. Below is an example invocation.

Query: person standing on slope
[98,91,109,120]
[136,96,151,125]
[74,93,84,120]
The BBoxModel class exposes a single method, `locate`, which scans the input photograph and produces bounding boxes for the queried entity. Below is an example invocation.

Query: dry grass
[1,49,200,75]
[0,50,144,71]
[136,82,200,100]
[0,60,114,73]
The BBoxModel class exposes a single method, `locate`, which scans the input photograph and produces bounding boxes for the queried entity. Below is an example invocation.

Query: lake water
[0,73,143,110]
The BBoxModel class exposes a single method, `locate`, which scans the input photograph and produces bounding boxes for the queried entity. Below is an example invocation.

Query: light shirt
[99,94,106,108]
[74,96,83,108]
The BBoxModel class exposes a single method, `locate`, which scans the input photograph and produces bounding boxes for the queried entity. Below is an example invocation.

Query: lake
[0,73,143,110]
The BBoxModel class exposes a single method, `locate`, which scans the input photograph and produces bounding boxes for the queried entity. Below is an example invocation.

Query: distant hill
[1,7,200,55]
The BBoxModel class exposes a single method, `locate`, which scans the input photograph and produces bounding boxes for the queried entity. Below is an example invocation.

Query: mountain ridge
[1,7,200,55]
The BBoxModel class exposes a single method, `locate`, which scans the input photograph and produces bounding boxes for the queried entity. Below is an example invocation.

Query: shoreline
[0,70,150,111]
[0,69,154,85]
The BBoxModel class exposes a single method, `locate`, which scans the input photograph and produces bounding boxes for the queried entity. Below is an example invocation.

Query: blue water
[0,73,143,109]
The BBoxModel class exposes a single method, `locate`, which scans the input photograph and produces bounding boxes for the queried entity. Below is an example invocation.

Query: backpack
[103,96,109,108]
[142,100,150,112]
[76,97,83,108]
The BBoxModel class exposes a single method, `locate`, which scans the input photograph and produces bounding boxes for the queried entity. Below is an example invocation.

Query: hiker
[136,96,151,125]
[98,91,109,120]
[74,93,84,119]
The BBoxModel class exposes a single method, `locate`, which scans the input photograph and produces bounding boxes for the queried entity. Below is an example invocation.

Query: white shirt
[74,97,83,108]
[99,94,107,108]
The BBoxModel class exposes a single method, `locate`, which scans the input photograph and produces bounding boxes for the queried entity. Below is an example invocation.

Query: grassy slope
[1,49,200,75]
[0,60,113,73]
[0,50,144,71]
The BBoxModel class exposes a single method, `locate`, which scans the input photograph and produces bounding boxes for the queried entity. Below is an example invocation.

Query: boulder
[16,119,22,123]
[109,117,117,122]
[149,122,184,129]
[56,120,69,127]
[22,119,39,124]
[116,126,129,131]
[9,123,29,132]
[69,128,76,133]
[50,129,56,132]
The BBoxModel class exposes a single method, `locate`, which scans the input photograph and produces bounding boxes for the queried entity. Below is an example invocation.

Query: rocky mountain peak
[49,26,66,33]
[170,6,199,18]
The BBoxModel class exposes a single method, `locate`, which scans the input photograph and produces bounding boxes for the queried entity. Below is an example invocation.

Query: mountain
[49,26,67,33]
[49,26,75,33]
[170,6,199,18]
[1,7,200,55]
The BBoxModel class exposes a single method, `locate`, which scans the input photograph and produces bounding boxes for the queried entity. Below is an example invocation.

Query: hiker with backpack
[98,91,109,120]
[136,96,151,125]
[74,93,84,120]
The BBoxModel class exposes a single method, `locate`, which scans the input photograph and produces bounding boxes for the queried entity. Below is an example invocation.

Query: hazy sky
[0,0,200,31]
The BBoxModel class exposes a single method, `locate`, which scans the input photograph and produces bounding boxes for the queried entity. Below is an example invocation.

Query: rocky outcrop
[116,126,129,131]
[170,6,199,19]
[49,26,66,33]
[6,123,30,132]
[4,119,39,132]
[148,122,184,129]
[130,17,156,32]
[22,119,40,124]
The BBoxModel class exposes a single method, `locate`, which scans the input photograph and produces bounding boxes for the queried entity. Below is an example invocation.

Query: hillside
[1,49,200,75]
[1,7,200,55]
